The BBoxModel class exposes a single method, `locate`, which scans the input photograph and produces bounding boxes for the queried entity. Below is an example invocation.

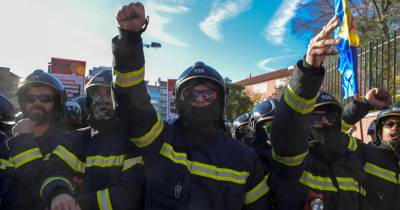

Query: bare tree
[292,0,400,43]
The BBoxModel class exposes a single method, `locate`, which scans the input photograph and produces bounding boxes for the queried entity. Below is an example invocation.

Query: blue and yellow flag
[334,0,360,99]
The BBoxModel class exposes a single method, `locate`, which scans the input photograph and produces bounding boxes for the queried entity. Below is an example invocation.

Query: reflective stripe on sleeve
[245,175,270,205]
[336,177,365,195]
[53,145,85,173]
[283,84,317,114]
[341,119,353,133]
[85,155,125,168]
[113,67,145,88]
[272,148,308,167]
[97,188,113,210]
[122,156,144,171]
[11,148,42,168]
[300,171,366,195]
[40,177,73,198]
[299,171,338,192]
[160,142,249,184]
[130,114,164,148]
[364,162,398,184]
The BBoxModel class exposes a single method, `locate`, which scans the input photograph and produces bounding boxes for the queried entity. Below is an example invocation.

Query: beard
[310,126,344,161]
[26,106,55,125]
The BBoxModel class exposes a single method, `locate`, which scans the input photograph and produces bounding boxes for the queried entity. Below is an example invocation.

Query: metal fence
[321,29,400,104]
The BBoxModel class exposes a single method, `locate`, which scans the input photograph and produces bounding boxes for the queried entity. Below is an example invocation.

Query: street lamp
[143,42,162,49]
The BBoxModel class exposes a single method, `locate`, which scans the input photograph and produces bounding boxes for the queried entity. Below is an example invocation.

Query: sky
[0,0,313,83]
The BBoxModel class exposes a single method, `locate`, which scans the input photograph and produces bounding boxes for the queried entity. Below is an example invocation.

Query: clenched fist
[116,2,146,32]
[365,88,392,108]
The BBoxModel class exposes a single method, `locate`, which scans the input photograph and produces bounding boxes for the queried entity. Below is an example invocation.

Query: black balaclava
[310,106,344,161]
[177,80,223,137]
[255,123,270,143]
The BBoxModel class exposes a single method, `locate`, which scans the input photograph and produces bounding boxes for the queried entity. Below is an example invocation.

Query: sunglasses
[309,111,339,126]
[182,89,217,103]
[23,94,55,103]
[383,121,400,129]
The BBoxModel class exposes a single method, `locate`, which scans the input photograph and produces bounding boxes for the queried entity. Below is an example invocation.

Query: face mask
[91,95,114,120]
[311,126,343,160]
[180,101,220,128]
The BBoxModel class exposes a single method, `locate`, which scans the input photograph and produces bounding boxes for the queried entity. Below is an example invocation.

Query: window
[252,83,267,94]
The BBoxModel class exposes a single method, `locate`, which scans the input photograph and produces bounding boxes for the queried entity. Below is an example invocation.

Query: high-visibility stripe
[122,156,144,171]
[160,142,249,184]
[341,119,353,133]
[97,188,113,210]
[284,84,317,114]
[113,67,145,88]
[299,171,338,192]
[336,177,365,195]
[300,171,365,195]
[0,158,13,169]
[86,155,125,168]
[130,114,164,148]
[11,148,42,168]
[347,135,358,151]
[40,177,73,198]
[364,162,399,184]
[245,175,270,205]
[53,145,85,173]
[272,148,308,167]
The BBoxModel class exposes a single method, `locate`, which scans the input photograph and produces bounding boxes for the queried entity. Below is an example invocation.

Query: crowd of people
[0,2,399,210]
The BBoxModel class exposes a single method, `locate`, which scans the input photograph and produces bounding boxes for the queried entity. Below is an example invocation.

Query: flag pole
[356,62,365,143]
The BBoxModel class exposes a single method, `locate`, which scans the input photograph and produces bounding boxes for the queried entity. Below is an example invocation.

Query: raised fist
[116,2,146,32]
[365,88,392,108]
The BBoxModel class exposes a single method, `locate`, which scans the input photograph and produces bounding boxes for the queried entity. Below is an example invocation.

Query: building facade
[235,67,293,101]
[146,79,168,120]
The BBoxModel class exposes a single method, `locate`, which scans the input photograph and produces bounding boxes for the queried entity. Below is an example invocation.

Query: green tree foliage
[224,78,253,121]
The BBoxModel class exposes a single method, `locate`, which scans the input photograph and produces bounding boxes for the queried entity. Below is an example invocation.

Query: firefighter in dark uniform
[40,69,144,210]
[249,98,278,174]
[111,2,271,209]
[0,95,14,205]
[270,16,371,210]
[2,69,67,210]
[340,100,400,210]
[231,113,253,145]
